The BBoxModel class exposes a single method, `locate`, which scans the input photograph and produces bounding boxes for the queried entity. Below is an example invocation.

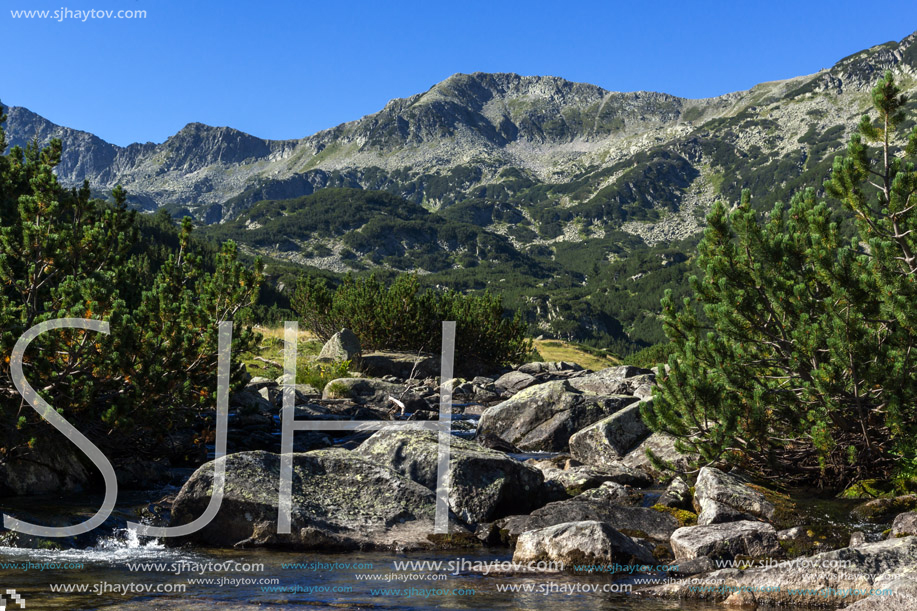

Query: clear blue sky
[3,0,916,146]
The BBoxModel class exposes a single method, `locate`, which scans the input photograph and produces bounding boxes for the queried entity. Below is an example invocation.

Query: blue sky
[3,0,917,146]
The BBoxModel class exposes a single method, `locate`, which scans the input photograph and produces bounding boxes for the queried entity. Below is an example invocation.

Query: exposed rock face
[669,521,780,561]
[168,449,462,550]
[317,328,361,362]
[651,536,917,608]
[693,467,775,525]
[513,520,654,571]
[477,380,639,452]
[568,402,650,467]
[497,495,679,543]
[353,428,543,524]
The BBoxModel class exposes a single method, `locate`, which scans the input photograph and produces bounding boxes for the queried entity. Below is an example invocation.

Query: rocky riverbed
[3,333,917,609]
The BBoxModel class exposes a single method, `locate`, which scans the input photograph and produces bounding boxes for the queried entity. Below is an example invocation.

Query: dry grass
[534,339,619,372]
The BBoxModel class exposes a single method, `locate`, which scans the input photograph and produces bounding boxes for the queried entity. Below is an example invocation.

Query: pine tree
[0,108,262,464]
[642,72,917,487]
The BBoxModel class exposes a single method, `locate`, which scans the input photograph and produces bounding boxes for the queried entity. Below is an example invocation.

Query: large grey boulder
[317,328,361,362]
[497,494,679,543]
[569,402,650,468]
[513,521,654,571]
[477,380,639,452]
[353,428,543,524]
[169,449,465,550]
[669,520,780,561]
[650,536,917,608]
[694,467,775,525]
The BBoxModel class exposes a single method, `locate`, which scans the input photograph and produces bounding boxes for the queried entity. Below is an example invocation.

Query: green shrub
[297,359,350,390]
[292,273,531,374]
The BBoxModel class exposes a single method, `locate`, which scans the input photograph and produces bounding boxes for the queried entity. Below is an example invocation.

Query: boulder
[353,428,543,524]
[537,464,647,496]
[669,520,780,561]
[0,445,92,496]
[513,520,654,571]
[842,565,917,609]
[566,365,654,396]
[497,495,679,543]
[891,512,917,538]
[477,380,639,452]
[658,476,692,510]
[321,377,420,409]
[169,449,466,550]
[359,352,439,380]
[621,432,697,478]
[493,371,538,396]
[569,402,650,467]
[317,328,361,362]
[650,536,917,608]
[230,389,275,414]
[517,361,583,376]
[694,467,775,525]
[852,495,917,523]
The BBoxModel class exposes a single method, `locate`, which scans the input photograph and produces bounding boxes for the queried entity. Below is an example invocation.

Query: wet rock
[694,467,775,525]
[568,402,650,467]
[353,428,544,524]
[513,520,654,571]
[477,380,639,452]
[317,328,361,362]
[169,449,466,550]
[669,520,780,561]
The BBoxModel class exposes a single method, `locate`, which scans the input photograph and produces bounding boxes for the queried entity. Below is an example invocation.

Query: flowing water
[0,532,722,610]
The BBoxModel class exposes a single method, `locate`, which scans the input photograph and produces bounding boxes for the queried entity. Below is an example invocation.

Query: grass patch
[534,339,620,372]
